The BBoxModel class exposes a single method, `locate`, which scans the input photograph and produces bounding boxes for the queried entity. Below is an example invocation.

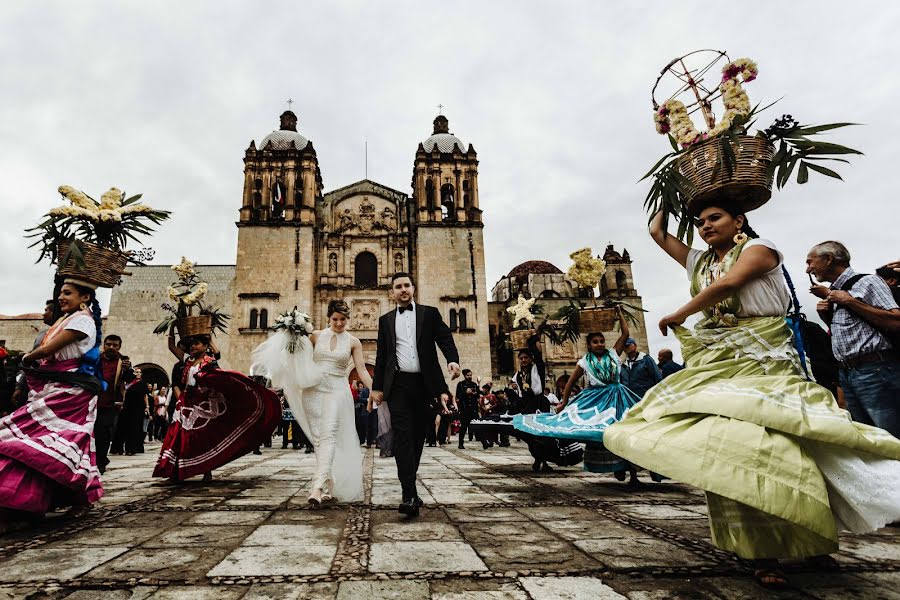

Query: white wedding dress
[251,328,364,502]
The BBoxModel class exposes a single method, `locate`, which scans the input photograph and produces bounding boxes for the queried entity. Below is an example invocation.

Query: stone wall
[229,225,316,374]
[0,316,46,353]
[415,225,492,387]
[106,265,235,381]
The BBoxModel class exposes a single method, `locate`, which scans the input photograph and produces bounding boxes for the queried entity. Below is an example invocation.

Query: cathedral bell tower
[229,109,324,373]
[411,114,491,382]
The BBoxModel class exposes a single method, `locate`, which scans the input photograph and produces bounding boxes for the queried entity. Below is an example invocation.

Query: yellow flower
[58,185,97,210]
[171,256,196,280]
[567,247,607,289]
[100,187,124,210]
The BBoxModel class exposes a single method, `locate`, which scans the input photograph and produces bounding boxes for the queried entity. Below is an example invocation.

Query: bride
[252,299,369,504]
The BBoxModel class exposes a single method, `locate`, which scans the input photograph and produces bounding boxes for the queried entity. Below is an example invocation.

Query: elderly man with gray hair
[807,240,900,437]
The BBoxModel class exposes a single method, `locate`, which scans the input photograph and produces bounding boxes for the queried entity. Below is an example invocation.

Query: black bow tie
[398,305,414,314]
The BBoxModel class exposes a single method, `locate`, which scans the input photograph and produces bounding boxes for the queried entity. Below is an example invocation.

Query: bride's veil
[250,330,364,502]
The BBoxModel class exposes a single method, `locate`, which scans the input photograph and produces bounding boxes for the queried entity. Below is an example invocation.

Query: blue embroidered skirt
[513,383,640,473]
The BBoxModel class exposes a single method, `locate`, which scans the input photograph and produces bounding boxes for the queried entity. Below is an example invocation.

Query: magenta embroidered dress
[0,311,103,513]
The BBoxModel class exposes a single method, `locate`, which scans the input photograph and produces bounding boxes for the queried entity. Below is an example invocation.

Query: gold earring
[733,231,748,244]
[79,302,88,311]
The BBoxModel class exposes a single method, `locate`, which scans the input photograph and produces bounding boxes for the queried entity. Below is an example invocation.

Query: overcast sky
[2,1,897,362]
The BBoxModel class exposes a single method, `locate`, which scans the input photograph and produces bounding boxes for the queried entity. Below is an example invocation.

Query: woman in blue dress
[513,309,643,484]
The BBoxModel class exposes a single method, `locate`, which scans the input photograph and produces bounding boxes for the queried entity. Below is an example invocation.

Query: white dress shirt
[395,302,421,373]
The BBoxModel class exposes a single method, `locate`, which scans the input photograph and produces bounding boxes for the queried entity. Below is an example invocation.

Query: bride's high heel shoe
[308,488,323,507]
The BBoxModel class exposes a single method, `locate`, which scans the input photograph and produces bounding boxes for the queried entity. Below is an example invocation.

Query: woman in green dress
[605,206,900,588]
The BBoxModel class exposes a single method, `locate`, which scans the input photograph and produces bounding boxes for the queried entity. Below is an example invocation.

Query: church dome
[259,110,309,151]
[507,260,563,278]
[422,114,466,153]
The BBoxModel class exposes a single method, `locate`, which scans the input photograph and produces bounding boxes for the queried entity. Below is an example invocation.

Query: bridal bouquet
[274,307,315,353]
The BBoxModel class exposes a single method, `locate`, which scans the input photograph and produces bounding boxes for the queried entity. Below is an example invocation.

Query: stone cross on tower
[287,98,294,110]
[437,103,443,114]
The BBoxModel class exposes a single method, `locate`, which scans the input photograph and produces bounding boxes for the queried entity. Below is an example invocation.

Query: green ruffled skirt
[604,317,900,559]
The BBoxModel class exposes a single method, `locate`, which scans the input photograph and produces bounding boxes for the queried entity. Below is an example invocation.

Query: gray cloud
[2,1,897,363]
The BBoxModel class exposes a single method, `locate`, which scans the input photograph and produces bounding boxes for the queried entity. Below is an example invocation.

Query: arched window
[449,309,458,330]
[259,309,269,329]
[252,191,262,208]
[425,178,435,210]
[440,184,456,222]
[272,181,285,219]
[540,290,561,298]
[354,252,378,287]
[615,270,628,295]
[600,275,609,297]
[328,252,338,273]
[458,309,467,329]
[249,308,258,329]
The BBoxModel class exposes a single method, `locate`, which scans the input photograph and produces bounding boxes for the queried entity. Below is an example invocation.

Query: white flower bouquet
[273,307,316,353]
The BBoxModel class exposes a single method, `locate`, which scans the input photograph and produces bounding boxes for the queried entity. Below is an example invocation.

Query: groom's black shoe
[398,497,423,517]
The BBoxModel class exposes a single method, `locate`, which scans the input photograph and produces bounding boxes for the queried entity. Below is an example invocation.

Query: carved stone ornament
[358,197,376,234]
[352,299,380,330]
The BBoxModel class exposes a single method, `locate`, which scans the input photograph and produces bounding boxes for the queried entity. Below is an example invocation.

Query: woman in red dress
[153,332,280,482]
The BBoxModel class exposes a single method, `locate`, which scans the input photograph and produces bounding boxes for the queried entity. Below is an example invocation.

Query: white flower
[100,187,124,210]
[283,316,294,327]
[168,287,179,301]
[303,321,314,333]
[171,257,196,280]
[507,294,537,329]
[58,185,97,210]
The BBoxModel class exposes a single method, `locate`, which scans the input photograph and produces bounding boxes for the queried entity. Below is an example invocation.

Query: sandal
[754,560,788,589]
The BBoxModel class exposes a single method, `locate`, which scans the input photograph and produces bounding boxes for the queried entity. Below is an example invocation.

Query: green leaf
[804,162,844,180]
[668,134,679,152]
[791,123,859,136]
[789,140,863,155]
[639,152,676,182]
[797,161,809,184]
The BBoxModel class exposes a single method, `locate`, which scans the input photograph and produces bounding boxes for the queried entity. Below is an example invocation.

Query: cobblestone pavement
[1,440,898,599]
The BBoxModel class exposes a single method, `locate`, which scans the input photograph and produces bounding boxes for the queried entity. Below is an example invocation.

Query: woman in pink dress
[0,281,105,519]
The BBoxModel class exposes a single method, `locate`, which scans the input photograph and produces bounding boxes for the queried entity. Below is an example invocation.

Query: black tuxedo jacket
[373,304,460,401]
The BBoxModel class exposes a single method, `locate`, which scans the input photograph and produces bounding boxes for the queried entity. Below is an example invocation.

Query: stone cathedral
[101,110,493,384]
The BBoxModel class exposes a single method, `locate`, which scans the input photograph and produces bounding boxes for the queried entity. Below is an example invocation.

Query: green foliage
[641,102,861,243]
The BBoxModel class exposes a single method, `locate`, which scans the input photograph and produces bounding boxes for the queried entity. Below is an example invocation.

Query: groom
[370,272,460,517]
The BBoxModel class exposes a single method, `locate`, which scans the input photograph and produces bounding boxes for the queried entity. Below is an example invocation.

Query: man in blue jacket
[620,338,663,398]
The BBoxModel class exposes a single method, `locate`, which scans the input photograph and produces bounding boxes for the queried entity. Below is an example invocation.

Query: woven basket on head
[176,315,213,338]
[578,307,617,333]
[509,329,537,350]
[56,240,129,289]
[676,134,775,216]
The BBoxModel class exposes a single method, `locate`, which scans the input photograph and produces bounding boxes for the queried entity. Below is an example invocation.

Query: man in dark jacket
[455,369,480,449]
[371,273,460,517]
[657,348,684,378]
[621,338,663,398]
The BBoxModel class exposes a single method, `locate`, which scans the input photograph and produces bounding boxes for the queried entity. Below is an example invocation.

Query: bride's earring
[733,230,748,244]
[79,302,88,311]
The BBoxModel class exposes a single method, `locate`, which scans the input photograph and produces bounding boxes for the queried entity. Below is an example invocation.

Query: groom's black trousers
[388,372,430,500]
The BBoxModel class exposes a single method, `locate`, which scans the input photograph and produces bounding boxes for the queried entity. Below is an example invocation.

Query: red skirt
[153,369,280,480]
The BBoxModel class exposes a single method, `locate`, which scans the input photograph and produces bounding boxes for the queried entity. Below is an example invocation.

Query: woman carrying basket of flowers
[153,258,281,482]
[0,184,169,521]
[606,53,900,588]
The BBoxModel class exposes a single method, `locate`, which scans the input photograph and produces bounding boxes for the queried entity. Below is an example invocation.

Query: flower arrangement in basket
[505,294,546,350]
[273,307,315,353]
[154,257,229,337]
[27,185,170,288]
[553,248,646,344]
[643,50,861,242]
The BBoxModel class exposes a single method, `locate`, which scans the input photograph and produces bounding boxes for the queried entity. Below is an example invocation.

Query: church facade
[102,110,493,387]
